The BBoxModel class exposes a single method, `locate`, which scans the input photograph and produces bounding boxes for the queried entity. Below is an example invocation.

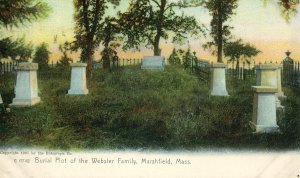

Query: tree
[168,48,182,65]
[57,43,73,67]
[72,0,120,81]
[182,48,194,69]
[0,37,33,61]
[264,0,300,21]
[0,0,50,60]
[0,0,50,27]
[33,43,51,71]
[224,39,260,70]
[119,0,205,56]
[203,0,238,63]
[100,17,121,70]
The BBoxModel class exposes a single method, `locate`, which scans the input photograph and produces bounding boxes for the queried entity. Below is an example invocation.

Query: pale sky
[3,0,300,63]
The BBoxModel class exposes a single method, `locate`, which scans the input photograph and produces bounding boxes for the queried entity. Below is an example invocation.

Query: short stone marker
[141,56,165,70]
[68,63,89,95]
[209,63,229,96]
[276,64,286,99]
[256,64,284,108]
[256,64,278,87]
[10,62,41,107]
[250,86,280,133]
[0,94,3,113]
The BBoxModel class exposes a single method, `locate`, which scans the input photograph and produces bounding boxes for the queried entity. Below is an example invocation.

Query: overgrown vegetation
[0,65,299,150]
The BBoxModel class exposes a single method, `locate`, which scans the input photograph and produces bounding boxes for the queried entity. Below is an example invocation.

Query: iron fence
[282,53,300,87]
[2,52,299,88]
[0,61,20,75]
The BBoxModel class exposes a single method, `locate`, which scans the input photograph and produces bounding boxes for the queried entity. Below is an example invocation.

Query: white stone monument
[0,94,3,104]
[256,64,284,108]
[10,62,41,107]
[141,56,165,70]
[276,64,286,99]
[68,63,89,95]
[209,63,229,96]
[0,94,3,113]
[250,86,280,133]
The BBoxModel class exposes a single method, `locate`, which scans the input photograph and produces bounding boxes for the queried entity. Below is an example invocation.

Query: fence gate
[282,51,300,87]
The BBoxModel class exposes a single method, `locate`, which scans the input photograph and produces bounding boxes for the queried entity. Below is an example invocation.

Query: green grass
[0,65,300,150]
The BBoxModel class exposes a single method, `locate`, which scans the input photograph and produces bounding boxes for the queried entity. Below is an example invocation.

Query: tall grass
[0,65,299,150]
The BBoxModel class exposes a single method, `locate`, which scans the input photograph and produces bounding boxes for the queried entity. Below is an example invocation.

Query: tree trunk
[82,40,94,84]
[217,3,223,63]
[102,48,111,70]
[154,39,161,56]
[236,59,240,78]
[86,49,93,84]
[103,56,110,70]
[153,0,166,56]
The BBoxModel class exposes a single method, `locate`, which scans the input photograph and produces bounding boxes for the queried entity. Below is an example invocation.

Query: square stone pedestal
[0,94,3,104]
[141,56,165,70]
[68,63,89,95]
[209,63,229,96]
[250,86,280,133]
[256,64,278,87]
[0,94,4,113]
[10,63,41,107]
[256,64,284,108]
[276,64,286,99]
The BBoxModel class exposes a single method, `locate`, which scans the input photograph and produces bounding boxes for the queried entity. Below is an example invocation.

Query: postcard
[0,0,300,177]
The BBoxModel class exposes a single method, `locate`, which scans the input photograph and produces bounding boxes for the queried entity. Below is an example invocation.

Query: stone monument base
[68,63,89,95]
[276,92,287,100]
[68,89,89,95]
[0,94,3,104]
[10,97,41,107]
[0,94,4,113]
[249,122,280,133]
[251,86,280,133]
[141,56,165,70]
[276,97,284,109]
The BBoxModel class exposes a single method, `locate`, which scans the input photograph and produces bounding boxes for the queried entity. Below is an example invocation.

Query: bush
[278,87,300,147]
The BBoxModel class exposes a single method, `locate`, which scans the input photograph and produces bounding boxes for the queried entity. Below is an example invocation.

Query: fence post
[238,66,241,80]
[6,62,9,72]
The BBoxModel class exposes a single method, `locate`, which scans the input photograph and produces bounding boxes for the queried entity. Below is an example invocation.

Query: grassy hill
[0,65,299,150]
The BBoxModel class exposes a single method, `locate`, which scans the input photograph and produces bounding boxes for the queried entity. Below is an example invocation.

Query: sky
[3,0,300,63]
